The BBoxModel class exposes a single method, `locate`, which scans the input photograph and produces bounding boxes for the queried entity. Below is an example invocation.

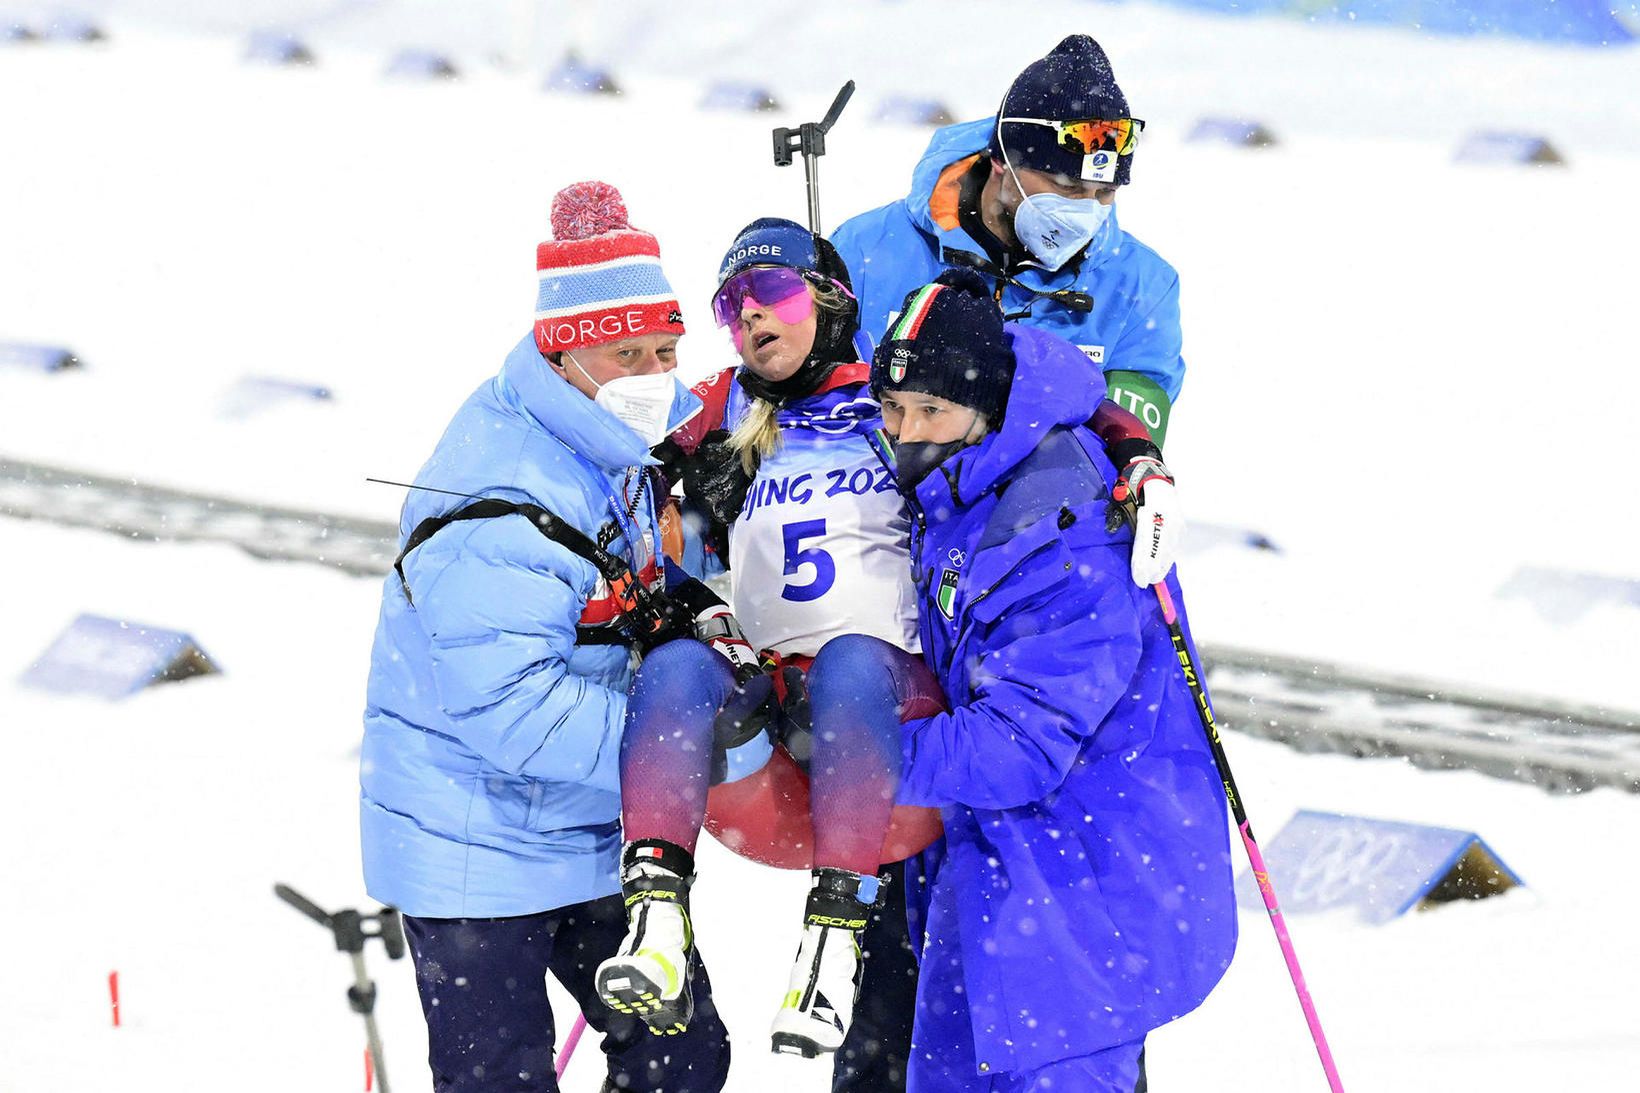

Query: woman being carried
[594,222,1179,1066]
[595,218,940,1061]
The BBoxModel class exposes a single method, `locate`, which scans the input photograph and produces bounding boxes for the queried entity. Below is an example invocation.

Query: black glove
[668,577,760,683]
[775,665,813,770]
[623,587,692,655]
[678,430,753,528]
[710,672,776,784]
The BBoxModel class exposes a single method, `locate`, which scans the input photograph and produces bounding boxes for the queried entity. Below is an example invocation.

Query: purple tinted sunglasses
[711,266,855,331]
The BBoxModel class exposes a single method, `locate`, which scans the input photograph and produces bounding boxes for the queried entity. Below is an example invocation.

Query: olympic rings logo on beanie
[870,269,1015,424]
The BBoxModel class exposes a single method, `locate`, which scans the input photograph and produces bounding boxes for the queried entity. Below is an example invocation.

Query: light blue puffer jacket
[360,333,698,918]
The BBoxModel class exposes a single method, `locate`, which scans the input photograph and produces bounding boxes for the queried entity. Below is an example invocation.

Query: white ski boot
[595,840,696,1036]
[770,868,881,1057]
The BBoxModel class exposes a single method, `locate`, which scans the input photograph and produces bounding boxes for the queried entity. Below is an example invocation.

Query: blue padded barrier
[245,30,314,66]
[1182,522,1280,554]
[1456,131,1565,166]
[20,614,221,700]
[43,14,105,42]
[219,376,334,419]
[545,52,619,95]
[386,49,459,80]
[1187,116,1278,148]
[0,343,81,371]
[700,81,780,113]
[872,97,956,127]
[1235,810,1523,924]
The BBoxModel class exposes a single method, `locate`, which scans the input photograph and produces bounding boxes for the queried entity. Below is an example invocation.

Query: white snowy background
[1,2,1637,1090]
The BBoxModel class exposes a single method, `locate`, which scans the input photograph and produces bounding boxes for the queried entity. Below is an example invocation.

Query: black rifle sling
[393,498,662,646]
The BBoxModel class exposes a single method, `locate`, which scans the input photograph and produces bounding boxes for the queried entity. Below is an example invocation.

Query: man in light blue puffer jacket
[360,182,730,1093]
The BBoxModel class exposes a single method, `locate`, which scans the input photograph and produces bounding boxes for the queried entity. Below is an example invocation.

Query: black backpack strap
[393,497,683,648]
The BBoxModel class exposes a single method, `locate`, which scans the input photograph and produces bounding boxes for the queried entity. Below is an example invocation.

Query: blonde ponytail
[728,397,782,475]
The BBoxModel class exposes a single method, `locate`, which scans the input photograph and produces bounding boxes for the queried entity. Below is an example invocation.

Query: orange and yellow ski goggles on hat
[1000,116,1145,157]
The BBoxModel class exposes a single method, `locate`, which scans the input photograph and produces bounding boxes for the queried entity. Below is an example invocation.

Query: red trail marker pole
[108,971,120,1028]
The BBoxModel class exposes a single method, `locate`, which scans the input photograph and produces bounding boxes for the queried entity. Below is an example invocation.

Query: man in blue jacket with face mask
[832,34,1181,447]
[361,182,732,1093]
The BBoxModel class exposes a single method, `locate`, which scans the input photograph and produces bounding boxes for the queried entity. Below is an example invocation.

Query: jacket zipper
[908,497,928,585]
[968,532,1059,608]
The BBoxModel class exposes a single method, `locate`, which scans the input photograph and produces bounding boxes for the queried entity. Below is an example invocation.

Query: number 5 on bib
[781,519,835,602]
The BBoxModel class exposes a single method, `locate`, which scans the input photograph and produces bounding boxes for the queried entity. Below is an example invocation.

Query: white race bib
[729,431,920,657]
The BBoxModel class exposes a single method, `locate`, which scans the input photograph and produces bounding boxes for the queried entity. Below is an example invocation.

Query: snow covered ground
[2,4,1638,1090]
[3,518,1636,1092]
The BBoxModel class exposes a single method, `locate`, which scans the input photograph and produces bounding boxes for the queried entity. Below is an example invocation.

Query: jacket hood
[903,116,1121,277]
[933,325,1106,504]
[496,333,701,471]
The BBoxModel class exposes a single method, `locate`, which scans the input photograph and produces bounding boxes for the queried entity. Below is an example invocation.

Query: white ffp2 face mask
[565,353,680,447]
[1012,190,1111,270]
[1001,146,1112,271]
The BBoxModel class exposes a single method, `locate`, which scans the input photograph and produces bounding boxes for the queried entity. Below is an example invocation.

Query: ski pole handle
[770,79,856,234]
[773,80,857,164]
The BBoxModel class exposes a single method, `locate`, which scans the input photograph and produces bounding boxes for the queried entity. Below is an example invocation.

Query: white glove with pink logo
[1109,444,1183,588]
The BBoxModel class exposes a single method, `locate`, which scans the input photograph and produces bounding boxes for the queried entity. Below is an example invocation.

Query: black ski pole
[1147,584,1346,1091]
[275,883,406,1093]
[772,80,855,234]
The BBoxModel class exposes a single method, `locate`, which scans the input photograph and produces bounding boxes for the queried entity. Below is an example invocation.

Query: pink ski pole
[555,1013,588,1082]
[1153,580,1346,1092]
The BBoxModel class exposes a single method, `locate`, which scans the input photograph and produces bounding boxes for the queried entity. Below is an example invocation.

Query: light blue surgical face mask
[1001,145,1112,271]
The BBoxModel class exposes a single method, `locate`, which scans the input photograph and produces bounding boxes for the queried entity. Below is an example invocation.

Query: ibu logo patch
[1083,150,1118,183]
[936,568,960,620]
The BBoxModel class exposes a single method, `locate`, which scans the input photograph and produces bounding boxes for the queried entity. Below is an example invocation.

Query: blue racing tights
[620,634,940,874]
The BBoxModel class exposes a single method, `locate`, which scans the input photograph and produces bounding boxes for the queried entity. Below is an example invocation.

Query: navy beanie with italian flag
[870,269,1015,424]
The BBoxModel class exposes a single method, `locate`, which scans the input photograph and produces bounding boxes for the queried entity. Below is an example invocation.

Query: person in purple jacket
[821,267,1236,1092]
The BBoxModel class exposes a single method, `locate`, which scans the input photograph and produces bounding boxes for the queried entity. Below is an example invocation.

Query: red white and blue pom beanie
[534,181,685,356]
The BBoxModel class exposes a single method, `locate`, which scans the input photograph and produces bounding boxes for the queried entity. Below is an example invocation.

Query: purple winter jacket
[894,325,1237,1077]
